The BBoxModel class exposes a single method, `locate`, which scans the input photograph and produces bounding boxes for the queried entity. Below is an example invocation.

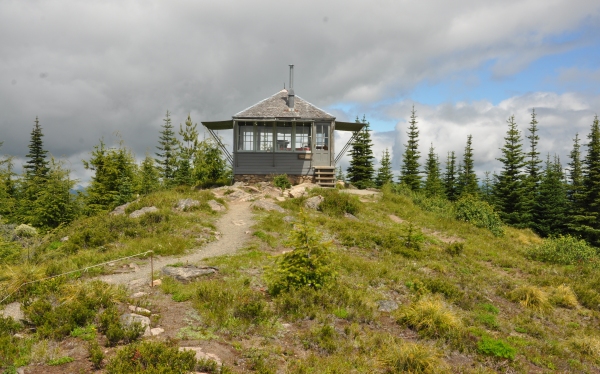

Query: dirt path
[97,200,255,287]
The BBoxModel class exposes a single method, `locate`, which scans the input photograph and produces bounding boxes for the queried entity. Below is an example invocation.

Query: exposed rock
[60,236,69,242]
[304,195,324,210]
[232,181,245,187]
[131,292,148,299]
[0,302,24,321]
[225,189,251,201]
[251,200,285,213]
[283,216,295,223]
[175,198,200,211]
[120,313,151,336]
[207,200,226,212]
[179,347,222,366]
[388,214,405,224]
[243,186,261,194]
[377,300,399,312]
[344,213,358,220]
[110,202,130,216]
[276,196,286,202]
[128,305,151,314]
[128,263,140,272]
[286,182,318,198]
[162,265,218,283]
[129,206,159,218]
[150,327,164,336]
[152,279,162,287]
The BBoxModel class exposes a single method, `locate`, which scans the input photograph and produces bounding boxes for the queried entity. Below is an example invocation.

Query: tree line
[345,108,600,246]
[0,112,231,231]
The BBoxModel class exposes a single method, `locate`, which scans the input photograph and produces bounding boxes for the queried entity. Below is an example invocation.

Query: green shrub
[317,189,361,217]
[48,356,74,365]
[527,235,598,266]
[477,336,516,360]
[14,224,37,238]
[267,213,336,295]
[98,306,144,346]
[445,242,464,256]
[105,340,199,374]
[454,195,504,236]
[273,174,292,190]
[88,340,104,369]
[0,316,22,335]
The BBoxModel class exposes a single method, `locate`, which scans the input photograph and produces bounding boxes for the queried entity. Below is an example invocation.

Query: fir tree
[346,116,375,189]
[335,166,345,182]
[444,151,458,201]
[155,111,179,187]
[493,115,526,226]
[567,133,585,235]
[0,145,16,219]
[579,115,600,244]
[532,155,568,237]
[23,117,49,180]
[480,171,494,204]
[139,153,160,195]
[193,138,232,187]
[457,135,478,196]
[400,106,421,190]
[423,144,444,197]
[522,109,542,227]
[375,148,393,187]
[175,114,199,186]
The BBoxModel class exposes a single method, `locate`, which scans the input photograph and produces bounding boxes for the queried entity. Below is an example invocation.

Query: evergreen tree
[346,116,375,189]
[155,111,179,187]
[578,115,600,244]
[175,114,199,186]
[335,166,345,182]
[23,117,49,180]
[83,138,136,213]
[138,153,160,195]
[400,106,421,190]
[532,155,568,237]
[375,148,393,187]
[493,115,526,226]
[457,135,478,196]
[567,133,585,235]
[522,109,542,227]
[193,138,232,187]
[480,171,494,204]
[423,144,444,197]
[0,145,16,219]
[444,151,458,201]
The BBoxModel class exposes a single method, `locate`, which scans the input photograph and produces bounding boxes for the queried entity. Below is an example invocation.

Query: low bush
[273,174,292,190]
[317,189,361,217]
[477,336,516,360]
[508,285,551,313]
[527,235,598,266]
[396,295,461,338]
[98,306,144,346]
[445,242,464,256]
[104,340,200,374]
[454,195,504,236]
[88,340,104,369]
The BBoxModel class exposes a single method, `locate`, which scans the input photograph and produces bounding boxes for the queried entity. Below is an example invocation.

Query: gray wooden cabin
[202,68,364,186]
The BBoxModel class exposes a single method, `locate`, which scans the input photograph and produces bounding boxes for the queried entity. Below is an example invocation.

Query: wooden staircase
[314,166,336,187]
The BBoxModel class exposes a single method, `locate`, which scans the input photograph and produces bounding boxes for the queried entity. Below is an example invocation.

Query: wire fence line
[0,250,154,305]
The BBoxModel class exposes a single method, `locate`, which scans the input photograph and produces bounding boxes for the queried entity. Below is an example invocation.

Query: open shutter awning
[335,121,365,132]
[201,120,234,130]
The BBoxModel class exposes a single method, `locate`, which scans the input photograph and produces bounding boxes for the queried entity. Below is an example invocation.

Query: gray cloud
[1,0,599,181]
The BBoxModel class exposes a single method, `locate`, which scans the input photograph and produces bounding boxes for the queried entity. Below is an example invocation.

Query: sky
[1,0,600,184]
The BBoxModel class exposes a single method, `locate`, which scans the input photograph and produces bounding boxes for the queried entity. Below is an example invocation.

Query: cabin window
[315,123,329,150]
[238,123,254,151]
[256,123,273,152]
[276,123,293,151]
[295,123,311,151]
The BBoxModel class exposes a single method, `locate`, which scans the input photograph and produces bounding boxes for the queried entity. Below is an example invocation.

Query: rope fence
[0,250,154,305]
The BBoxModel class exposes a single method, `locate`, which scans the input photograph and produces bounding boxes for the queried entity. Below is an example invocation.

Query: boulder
[344,213,358,220]
[150,327,164,336]
[377,300,399,313]
[110,202,130,216]
[175,198,200,211]
[251,200,285,213]
[207,200,226,212]
[286,182,318,198]
[129,206,159,218]
[225,189,251,201]
[304,195,324,210]
[283,216,295,223]
[162,265,218,283]
[120,313,151,336]
[179,347,222,366]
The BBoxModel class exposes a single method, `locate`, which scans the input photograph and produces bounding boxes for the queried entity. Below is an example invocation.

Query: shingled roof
[233,89,334,120]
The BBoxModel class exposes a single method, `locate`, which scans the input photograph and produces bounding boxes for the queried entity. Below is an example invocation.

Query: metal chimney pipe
[288,64,295,110]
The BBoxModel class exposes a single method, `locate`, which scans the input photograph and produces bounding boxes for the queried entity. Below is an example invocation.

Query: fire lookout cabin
[201,66,365,187]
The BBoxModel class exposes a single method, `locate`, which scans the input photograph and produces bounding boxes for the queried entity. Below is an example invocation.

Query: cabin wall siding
[234,153,313,175]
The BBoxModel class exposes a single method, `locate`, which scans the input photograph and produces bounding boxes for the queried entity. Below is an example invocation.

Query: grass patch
[396,295,461,339]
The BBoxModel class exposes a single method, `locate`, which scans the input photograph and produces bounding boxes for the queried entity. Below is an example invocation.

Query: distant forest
[2,108,600,248]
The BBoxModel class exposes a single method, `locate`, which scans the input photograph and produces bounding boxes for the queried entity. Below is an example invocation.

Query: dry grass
[383,341,449,374]
[509,285,552,313]
[571,336,600,360]
[549,284,579,309]
[396,295,461,338]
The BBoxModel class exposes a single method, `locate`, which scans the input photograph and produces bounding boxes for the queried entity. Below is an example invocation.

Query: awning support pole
[205,127,234,168]
[334,131,360,165]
